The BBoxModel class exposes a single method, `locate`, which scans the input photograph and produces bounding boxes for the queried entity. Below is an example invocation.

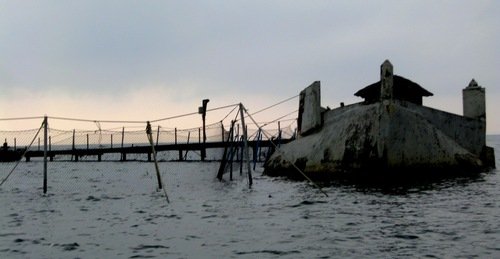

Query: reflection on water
[0,138,499,258]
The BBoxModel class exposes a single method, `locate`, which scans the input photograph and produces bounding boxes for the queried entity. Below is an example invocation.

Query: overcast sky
[1,1,498,133]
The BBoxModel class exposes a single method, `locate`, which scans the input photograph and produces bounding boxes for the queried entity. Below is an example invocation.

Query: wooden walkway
[24,139,291,162]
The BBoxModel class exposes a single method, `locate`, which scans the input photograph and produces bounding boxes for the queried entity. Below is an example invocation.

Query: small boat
[264,60,495,180]
[0,141,24,162]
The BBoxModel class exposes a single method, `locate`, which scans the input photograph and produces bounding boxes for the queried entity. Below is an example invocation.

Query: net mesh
[0,101,297,194]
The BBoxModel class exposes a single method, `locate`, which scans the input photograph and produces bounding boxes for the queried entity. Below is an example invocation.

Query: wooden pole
[43,116,48,194]
[277,121,282,147]
[14,138,16,151]
[121,127,125,148]
[147,122,162,189]
[86,134,89,151]
[146,121,169,203]
[239,103,252,186]
[236,124,240,161]
[72,129,76,161]
[229,122,236,180]
[183,131,191,160]
[111,134,113,149]
[217,120,235,181]
[176,128,182,161]
[257,129,263,162]
[121,127,125,161]
[239,136,243,175]
[221,122,225,142]
[175,128,177,145]
[156,125,160,147]
[253,128,262,169]
[200,99,209,161]
[72,129,75,150]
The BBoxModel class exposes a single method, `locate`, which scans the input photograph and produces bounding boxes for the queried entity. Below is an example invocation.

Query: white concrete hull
[264,100,495,179]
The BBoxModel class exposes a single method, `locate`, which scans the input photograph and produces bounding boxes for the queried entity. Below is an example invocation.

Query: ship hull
[264,100,495,179]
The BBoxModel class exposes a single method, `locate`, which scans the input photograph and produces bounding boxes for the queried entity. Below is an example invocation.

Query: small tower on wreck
[354,60,433,105]
[380,60,394,101]
[463,79,486,121]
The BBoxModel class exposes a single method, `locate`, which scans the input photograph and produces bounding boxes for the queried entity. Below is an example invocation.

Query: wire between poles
[0,116,45,121]
[249,95,299,116]
[242,105,329,197]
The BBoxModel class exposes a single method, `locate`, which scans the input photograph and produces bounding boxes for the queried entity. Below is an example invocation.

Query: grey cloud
[0,0,498,102]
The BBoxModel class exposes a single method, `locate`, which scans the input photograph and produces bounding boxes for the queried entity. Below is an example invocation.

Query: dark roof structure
[354,75,433,105]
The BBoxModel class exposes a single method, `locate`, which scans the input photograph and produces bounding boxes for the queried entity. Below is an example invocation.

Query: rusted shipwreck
[264,60,495,179]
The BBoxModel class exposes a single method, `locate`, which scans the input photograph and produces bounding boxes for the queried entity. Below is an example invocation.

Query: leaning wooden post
[43,116,48,194]
[221,121,225,142]
[239,103,253,186]
[156,125,160,147]
[146,121,169,203]
[183,131,191,160]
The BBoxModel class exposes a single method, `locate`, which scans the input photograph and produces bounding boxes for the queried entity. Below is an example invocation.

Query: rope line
[0,128,44,133]
[0,96,293,125]
[206,103,240,113]
[1,97,294,132]
[249,94,299,116]
[150,103,239,123]
[29,103,240,125]
[242,106,328,197]
[220,104,240,123]
[0,116,45,121]
[259,110,298,128]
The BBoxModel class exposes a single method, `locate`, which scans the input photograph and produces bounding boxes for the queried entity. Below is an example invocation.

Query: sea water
[1,136,499,258]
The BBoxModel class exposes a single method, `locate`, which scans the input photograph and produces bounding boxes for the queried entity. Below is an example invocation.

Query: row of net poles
[254,128,263,170]
[217,120,236,181]
[216,103,253,186]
